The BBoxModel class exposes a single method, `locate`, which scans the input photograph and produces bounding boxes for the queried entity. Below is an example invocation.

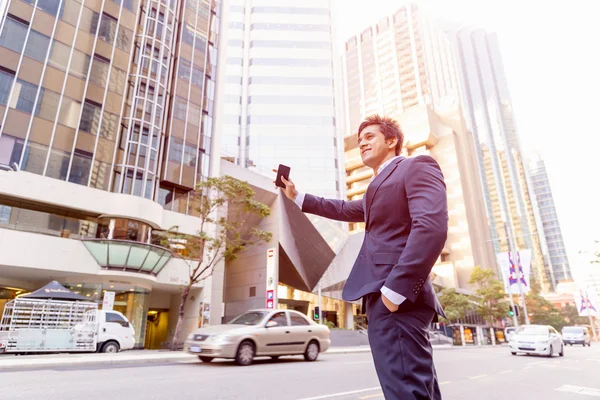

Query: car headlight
[211,334,231,343]
[187,333,195,341]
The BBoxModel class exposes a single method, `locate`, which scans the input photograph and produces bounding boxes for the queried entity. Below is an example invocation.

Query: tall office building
[215,0,344,200]
[529,156,572,285]
[0,0,222,347]
[338,5,497,291]
[342,3,459,138]
[449,27,553,291]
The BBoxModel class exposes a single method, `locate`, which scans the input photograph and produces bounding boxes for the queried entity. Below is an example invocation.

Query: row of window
[250,6,330,16]
[0,134,93,185]
[223,95,334,106]
[247,115,335,126]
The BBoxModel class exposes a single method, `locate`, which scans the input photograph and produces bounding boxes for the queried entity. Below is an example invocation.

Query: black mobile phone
[275,164,291,188]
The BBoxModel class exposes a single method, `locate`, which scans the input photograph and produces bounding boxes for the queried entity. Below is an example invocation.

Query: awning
[20,280,89,301]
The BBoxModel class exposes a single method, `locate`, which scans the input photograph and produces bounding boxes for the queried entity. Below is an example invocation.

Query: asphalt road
[3,345,600,399]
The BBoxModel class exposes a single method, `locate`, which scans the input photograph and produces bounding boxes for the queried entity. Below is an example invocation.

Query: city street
[3,345,600,399]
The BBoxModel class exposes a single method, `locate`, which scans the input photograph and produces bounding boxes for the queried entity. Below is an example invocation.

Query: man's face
[358,125,397,169]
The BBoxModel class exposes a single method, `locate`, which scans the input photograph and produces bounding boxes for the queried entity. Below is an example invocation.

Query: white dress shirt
[293,155,406,306]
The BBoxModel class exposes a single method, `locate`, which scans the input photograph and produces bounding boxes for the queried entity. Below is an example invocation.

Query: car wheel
[304,340,320,362]
[270,356,280,361]
[547,345,553,357]
[199,356,213,363]
[101,341,120,354]
[511,352,517,355]
[559,346,564,357]
[235,340,255,366]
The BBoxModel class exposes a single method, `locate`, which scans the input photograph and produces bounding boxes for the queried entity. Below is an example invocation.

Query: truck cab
[95,310,136,353]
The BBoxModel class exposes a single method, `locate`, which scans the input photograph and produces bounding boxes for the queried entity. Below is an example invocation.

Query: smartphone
[275,164,291,188]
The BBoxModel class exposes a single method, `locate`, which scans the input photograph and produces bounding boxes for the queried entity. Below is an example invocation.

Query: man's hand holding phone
[272,165,297,201]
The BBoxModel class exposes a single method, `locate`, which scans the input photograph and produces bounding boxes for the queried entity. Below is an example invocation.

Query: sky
[333,0,600,283]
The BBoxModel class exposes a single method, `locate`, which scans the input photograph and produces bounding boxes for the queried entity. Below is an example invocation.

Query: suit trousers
[365,293,442,400]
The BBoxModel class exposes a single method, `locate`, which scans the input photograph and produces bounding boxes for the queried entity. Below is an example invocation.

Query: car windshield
[562,327,584,334]
[228,311,268,326]
[517,326,549,335]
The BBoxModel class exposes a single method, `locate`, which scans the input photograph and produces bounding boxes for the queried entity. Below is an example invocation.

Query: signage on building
[102,291,115,311]
[265,248,277,308]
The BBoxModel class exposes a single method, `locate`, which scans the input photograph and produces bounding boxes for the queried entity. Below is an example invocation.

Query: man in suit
[277,115,448,399]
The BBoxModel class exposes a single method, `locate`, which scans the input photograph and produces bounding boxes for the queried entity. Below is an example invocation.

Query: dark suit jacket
[302,155,448,318]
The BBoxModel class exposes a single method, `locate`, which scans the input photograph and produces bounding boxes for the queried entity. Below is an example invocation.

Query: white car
[509,324,564,357]
[185,309,331,366]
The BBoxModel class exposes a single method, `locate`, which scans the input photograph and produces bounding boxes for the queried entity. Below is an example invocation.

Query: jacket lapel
[365,157,404,226]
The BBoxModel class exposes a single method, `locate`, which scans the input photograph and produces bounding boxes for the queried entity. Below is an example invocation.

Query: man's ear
[387,137,398,150]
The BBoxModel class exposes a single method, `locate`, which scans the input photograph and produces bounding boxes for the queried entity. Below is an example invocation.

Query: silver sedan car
[184,309,331,366]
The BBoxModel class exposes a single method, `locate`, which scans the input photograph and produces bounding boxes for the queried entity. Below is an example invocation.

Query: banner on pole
[496,249,532,294]
[574,289,598,317]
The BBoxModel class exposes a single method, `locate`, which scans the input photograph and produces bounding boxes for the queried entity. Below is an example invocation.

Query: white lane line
[556,385,600,397]
[439,381,451,385]
[296,387,381,400]
[468,374,487,380]
[499,370,513,374]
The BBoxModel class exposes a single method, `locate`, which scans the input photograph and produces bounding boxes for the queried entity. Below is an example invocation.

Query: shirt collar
[376,155,403,176]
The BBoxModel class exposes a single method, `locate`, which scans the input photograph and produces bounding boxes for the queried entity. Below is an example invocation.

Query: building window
[48,40,71,71]
[173,97,187,120]
[58,97,82,129]
[0,70,15,106]
[251,7,329,16]
[109,67,126,94]
[24,30,51,63]
[10,79,38,114]
[250,23,330,32]
[116,25,132,51]
[68,150,93,185]
[0,134,22,166]
[178,59,191,81]
[98,14,118,44]
[59,0,82,26]
[46,148,70,180]
[79,101,102,134]
[90,56,110,87]
[70,50,91,80]
[249,286,256,297]
[100,111,119,140]
[0,17,28,55]
[34,88,60,121]
[36,0,62,17]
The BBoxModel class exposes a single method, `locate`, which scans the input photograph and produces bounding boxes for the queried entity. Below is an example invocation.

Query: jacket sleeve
[383,155,448,302]
[302,194,365,223]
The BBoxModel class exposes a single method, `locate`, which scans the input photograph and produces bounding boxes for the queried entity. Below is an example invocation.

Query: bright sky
[333,0,600,281]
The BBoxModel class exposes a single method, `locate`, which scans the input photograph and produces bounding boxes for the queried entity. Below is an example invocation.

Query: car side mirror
[266,321,278,328]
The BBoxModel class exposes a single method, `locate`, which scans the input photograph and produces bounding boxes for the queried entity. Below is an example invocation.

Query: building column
[344,302,354,330]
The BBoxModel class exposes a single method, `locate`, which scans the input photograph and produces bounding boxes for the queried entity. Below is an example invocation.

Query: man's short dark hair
[357,115,404,156]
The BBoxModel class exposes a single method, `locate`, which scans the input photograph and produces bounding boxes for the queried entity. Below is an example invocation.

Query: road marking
[499,370,513,374]
[296,387,381,400]
[522,366,532,370]
[469,374,487,380]
[439,381,451,385]
[526,361,547,366]
[358,393,383,400]
[556,385,600,397]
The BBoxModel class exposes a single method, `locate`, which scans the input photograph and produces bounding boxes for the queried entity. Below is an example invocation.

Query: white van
[562,326,591,347]
[83,310,136,353]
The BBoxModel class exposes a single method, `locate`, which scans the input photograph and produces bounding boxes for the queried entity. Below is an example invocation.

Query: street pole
[504,224,530,325]
[318,285,322,325]
[508,291,519,328]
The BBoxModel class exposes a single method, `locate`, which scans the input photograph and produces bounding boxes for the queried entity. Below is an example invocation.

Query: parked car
[508,324,564,357]
[562,326,592,347]
[184,309,331,366]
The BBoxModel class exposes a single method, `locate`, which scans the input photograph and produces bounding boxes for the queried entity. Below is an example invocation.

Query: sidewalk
[0,345,458,370]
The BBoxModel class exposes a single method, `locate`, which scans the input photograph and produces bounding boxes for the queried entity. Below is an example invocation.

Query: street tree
[468,266,509,325]
[524,280,566,329]
[561,304,589,326]
[437,288,470,322]
[155,176,272,350]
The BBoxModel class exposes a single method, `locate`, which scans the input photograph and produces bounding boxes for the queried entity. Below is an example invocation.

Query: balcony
[81,239,173,276]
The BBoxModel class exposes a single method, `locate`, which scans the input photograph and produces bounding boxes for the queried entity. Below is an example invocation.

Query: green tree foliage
[437,288,470,322]
[468,266,509,325]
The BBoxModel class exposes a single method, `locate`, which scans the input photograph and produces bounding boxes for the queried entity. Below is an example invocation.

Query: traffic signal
[508,305,515,317]
[514,305,520,317]
[314,306,320,320]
